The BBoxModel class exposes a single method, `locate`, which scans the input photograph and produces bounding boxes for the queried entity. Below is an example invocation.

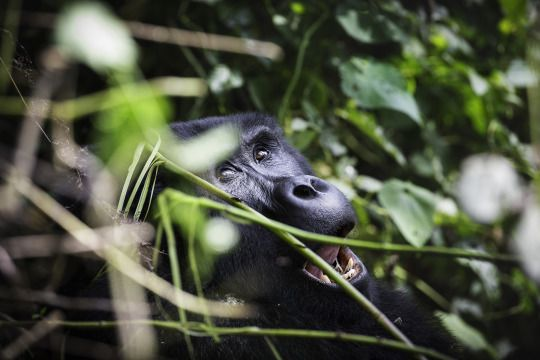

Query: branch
[0,319,455,360]
[6,172,252,319]
[154,153,418,353]
[156,151,517,263]
[21,12,283,60]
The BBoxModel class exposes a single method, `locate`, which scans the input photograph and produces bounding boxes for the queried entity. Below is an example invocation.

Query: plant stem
[278,12,328,127]
[0,320,455,360]
[157,150,517,263]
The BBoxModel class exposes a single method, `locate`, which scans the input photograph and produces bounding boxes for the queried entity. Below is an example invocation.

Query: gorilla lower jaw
[303,246,366,286]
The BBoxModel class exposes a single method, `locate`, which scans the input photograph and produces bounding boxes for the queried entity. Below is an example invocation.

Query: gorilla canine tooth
[320,274,331,284]
[344,258,354,273]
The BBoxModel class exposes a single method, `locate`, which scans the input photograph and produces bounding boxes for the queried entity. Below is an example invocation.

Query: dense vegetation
[0,0,539,359]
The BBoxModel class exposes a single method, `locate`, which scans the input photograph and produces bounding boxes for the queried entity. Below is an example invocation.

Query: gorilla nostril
[310,178,329,193]
[293,184,316,199]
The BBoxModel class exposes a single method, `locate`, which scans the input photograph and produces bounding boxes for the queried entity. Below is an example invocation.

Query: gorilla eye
[254,147,269,163]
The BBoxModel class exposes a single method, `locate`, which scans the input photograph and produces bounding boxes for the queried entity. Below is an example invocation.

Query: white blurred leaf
[435,197,458,217]
[204,218,239,254]
[506,59,538,87]
[291,117,309,132]
[166,125,239,173]
[456,154,524,224]
[354,175,383,193]
[56,2,137,72]
[468,70,489,96]
[512,194,540,283]
[208,65,243,93]
[458,258,500,300]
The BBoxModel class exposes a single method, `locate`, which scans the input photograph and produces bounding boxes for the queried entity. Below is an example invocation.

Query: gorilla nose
[292,177,330,200]
[274,175,356,236]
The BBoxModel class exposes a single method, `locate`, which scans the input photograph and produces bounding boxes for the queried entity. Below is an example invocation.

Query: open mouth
[302,246,365,287]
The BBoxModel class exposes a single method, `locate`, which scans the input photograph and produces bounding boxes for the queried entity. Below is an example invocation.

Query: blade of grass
[264,337,283,360]
[124,138,161,215]
[143,164,160,222]
[133,161,162,221]
[117,143,145,214]
[185,202,218,342]
[157,196,195,358]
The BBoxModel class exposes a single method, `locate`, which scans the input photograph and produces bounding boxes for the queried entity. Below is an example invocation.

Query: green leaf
[336,105,406,166]
[378,180,436,247]
[336,3,403,44]
[339,58,422,124]
[437,312,496,355]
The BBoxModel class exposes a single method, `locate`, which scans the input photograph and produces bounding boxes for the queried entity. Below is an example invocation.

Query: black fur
[159,113,456,359]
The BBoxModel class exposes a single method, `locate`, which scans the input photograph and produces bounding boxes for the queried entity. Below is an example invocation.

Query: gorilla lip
[303,246,364,286]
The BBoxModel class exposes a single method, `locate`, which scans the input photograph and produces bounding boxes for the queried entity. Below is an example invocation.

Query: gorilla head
[167,113,454,359]
[170,113,368,296]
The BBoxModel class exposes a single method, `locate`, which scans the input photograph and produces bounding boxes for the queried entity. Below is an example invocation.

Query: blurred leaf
[208,64,244,94]
[456,154,525,224]
[512,195,540,283]
[290,129,317,151]
[56,2,137,73]
[164,124,239,173]
[506,59,538,87]
[336,2,403,44]
[429,25,472,55]
[354,175,383,193]
[339,58,422,124]
[437,311,495,354]
[204,217,240,254]
[96,86,169,174]
[464,95,487,134]
[378,179,436,246]
[468,70,489,96]
[336,104,406,165]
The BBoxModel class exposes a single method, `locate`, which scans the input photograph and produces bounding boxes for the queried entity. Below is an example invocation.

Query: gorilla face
[171,113,366,296]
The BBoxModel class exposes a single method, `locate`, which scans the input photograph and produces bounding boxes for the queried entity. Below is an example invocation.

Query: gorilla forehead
[170,112,283,140]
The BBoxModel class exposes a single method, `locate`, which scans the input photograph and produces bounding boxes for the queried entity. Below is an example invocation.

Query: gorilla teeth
[303,246,363,285]
[320,274,331,284]
[343,268,357,280]
[344,258,354,273]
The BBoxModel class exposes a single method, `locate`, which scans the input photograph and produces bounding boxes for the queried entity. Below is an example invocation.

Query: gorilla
[158,113,456,359]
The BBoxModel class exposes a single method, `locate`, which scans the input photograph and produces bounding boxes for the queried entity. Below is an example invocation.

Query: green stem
[277,12,328,126]
[159,188,417,350]
[156,154,516,263]
[157,196,195,358]
[0,320,454,360]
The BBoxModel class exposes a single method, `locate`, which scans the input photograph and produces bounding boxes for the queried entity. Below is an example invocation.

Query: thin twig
[0,319,455,360]
[6,172,252,319]
[278,12,328,123]
[156,151,517,263]
[154,153,418,352]
[163,189,417,350]
[1,311,63,359]
[21,12,283,60]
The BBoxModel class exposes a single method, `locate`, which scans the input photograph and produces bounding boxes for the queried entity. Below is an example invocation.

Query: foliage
[1,0,540,359]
